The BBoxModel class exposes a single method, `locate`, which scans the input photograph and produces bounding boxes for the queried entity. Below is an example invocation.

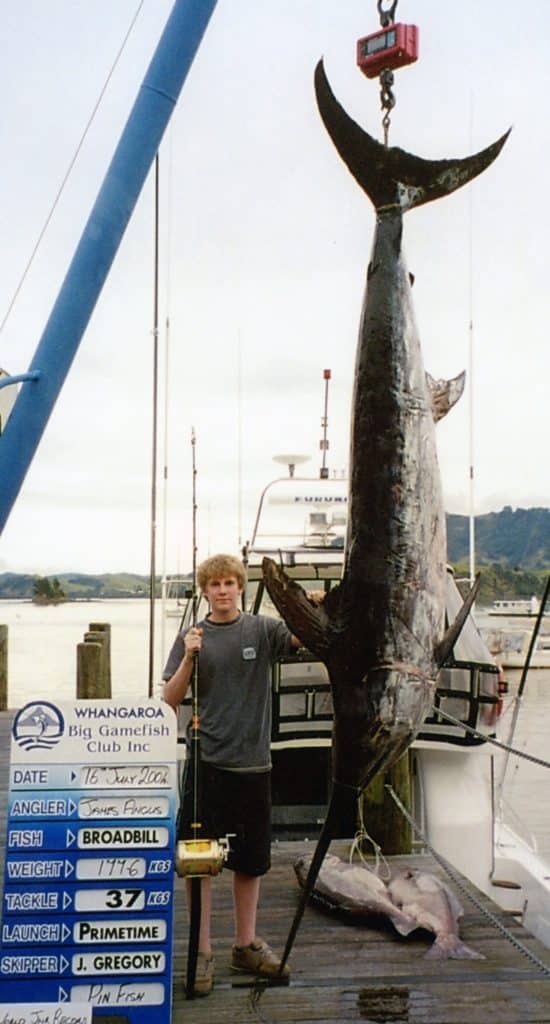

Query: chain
[377,0,398,26]
[377,0,398,145]
[386,785,550,978]
[380,70,395,146]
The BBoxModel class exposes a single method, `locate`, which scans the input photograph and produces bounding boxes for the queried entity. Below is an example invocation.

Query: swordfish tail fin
[314,59,510,212]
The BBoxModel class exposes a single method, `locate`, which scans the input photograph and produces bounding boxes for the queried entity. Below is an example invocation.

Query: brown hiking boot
[231,937,290,978]
[189,952,214,996]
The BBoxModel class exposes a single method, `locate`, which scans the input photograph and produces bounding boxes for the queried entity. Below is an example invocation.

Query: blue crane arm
[0,0,218,534]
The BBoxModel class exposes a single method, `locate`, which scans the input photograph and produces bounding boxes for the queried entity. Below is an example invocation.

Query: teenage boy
[163,553,300,996]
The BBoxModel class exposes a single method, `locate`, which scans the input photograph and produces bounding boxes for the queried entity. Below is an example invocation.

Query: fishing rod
[175,429,230,999]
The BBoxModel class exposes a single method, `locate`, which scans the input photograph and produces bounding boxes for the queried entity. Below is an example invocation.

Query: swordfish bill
[264,60,509,975]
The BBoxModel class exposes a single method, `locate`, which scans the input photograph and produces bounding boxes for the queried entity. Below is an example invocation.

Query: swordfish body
[263,61,509,972]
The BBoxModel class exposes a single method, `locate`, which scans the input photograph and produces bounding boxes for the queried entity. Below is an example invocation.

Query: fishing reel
[175,836,232,878]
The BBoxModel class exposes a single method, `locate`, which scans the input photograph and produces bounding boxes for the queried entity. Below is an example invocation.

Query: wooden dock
[1,711,549,1022]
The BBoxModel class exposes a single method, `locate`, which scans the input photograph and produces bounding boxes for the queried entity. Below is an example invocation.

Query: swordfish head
[264,61,507,793]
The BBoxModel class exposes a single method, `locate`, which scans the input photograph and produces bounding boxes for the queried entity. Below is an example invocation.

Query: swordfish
[263,60,509,972]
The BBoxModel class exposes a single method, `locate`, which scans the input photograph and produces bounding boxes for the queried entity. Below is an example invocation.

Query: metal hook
[377,0,398,27]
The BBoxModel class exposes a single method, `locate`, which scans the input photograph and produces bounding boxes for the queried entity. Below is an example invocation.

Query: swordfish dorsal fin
[434,573,481,667]
[262,557,331,661]
[427,370,465,422]
[314,59,510,212]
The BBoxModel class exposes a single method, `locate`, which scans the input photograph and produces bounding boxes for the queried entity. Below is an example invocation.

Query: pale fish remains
[295,854,484,960]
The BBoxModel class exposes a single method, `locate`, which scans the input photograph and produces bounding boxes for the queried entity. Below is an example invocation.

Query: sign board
[0,699,178,1021]
[0,1005,92,1024]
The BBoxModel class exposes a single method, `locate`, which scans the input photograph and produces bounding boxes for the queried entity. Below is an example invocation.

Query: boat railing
[270,651,333,749]
[268,653,500,751]
[418,659,501,746]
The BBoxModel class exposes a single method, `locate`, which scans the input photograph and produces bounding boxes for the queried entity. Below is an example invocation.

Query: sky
[0,0,548,575]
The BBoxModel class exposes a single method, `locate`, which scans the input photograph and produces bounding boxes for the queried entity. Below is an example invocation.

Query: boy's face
[203,574,242,619]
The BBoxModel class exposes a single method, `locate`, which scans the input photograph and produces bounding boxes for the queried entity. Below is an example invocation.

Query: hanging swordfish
[263,60,509,973]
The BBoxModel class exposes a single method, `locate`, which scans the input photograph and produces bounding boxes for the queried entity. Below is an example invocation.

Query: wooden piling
[88,622,111,694]
[0,625,7,711]
[77,642,105,699]
[77,623,112,699]
[361,751,412,854]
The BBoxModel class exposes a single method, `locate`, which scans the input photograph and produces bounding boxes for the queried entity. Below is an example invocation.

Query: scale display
[357,22,418,78]
[0,699,178,1021]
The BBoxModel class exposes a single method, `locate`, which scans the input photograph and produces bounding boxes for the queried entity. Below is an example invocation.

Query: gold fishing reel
[175,836,232,878]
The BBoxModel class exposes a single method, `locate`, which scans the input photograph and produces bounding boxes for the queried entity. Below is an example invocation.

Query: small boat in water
[489,597,542,616]
[483,625,550,669]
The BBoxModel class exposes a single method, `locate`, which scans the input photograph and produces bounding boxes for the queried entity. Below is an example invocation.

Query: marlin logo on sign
[12,701,64,751]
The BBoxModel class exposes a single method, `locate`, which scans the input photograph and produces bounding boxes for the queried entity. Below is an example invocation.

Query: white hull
[413,743,550,949]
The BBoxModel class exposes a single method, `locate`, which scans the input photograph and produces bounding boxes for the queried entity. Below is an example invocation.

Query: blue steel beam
[0,0,218,533]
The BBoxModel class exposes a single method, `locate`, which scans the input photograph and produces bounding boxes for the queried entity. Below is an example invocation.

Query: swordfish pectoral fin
[427,370,465,423]
[434,573,481,667]
[262,556,331,660]
[314,59,510,212]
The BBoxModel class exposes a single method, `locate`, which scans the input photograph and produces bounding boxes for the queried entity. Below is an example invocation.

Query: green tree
[32,576,66,603]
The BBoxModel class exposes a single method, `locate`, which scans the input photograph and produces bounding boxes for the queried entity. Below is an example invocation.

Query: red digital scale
[357,23,418,79]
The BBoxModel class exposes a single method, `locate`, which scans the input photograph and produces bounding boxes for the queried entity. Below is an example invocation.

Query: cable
[430,705,550,771]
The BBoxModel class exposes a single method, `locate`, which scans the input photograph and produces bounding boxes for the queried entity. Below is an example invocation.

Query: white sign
[0,1006,92,1024]
[2,699,177,1019]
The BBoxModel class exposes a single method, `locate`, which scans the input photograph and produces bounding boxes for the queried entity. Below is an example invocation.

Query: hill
[0,572,151,601]
[447,506,550,570]
[0,508,548,603]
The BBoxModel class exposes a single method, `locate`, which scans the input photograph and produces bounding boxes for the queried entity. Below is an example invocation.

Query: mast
[148,154,161,699]
[468,95,476,587]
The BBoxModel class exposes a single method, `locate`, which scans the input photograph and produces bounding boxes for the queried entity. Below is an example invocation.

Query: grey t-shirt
[163,612,293,770]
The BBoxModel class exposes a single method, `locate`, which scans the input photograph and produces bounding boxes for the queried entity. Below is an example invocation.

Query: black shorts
[179,759,271,877]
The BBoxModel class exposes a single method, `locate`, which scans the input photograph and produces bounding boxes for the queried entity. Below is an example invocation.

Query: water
[1,599,549,860]
[0,598,170,706]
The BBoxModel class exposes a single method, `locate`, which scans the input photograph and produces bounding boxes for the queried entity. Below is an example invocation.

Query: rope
[350,795,392,881]
[430,705,550,771]
[385,785,550,977]
[0,0,145,336]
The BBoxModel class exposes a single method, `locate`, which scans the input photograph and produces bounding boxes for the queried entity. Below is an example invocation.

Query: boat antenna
[320,368,331,479]
[147,152,160,699]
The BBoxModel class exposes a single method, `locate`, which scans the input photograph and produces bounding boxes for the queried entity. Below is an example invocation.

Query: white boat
[161,574,193,619]
[172,465,550,950]
[246,469,550,950]
[489,597,541,616]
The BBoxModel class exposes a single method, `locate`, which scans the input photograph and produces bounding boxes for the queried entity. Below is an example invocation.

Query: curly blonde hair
[197,554,247,591]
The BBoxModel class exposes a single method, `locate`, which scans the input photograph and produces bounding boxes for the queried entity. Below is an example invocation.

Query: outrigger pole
[0,0,219,534]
